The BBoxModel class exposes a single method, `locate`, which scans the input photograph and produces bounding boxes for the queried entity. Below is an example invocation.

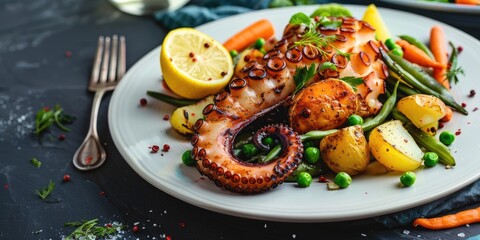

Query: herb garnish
[446,41,464,85]
[35,104,75,136]
[36,180,55,200]
[340,76,364,91]
[288,13,338,58]
[293,63,317,94]
[31,158,42,168]
[64,219,124,240]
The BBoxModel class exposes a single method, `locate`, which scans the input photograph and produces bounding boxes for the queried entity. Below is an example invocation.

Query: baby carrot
[455,0,480,5]
[395,39,444,69]
[223,19,275,53]
[430,25,450,89]
[413,207,480,230]
[440,106,453,122]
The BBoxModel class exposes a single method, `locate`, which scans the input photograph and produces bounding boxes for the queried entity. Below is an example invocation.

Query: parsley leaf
[318,62,337,72]
[36,180,55,200]
[31,158,42,168]
[294,63,317,94]
[35,104,75,136]
[289,12,312,26]
[340,76,364,92]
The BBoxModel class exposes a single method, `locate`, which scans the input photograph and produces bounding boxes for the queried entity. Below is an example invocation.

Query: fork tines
[90,35,126,86]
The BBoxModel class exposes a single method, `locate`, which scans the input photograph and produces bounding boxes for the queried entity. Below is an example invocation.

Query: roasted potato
[397,94,447,135]
[368,120,424,172]
[289,78,359,133]
[170,95,214,135]
[319,125,370,176]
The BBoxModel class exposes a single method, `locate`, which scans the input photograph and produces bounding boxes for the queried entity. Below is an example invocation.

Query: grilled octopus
[191,16,388,194]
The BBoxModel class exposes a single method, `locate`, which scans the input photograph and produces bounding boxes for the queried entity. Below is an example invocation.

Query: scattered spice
[85,156,93,165]
[36,180,55,200]
[132,225,139,233]
[163,114,170,120]
[65,51,72,58]
[31,158,42,168]
[457,46,463,53]
[64,219,124,240]
[4,184,9,189]
[319,175,328,182]
[461,102,467,108]
[162,144,170,152]
[469,89,476,97]
[473,107,478,112]
[99,191,105,196]
[455,129,462,136]
[204,43,210,48]
[58,133,66,140]
[63,174,71,182]
[139,98,147,107]
[151,145,160,153]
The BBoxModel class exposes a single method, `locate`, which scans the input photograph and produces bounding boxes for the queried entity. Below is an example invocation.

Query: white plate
[109,5,480,222]
[379,0,480,14]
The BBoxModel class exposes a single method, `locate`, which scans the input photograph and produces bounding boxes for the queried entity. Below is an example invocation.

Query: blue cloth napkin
[153,0,480,228]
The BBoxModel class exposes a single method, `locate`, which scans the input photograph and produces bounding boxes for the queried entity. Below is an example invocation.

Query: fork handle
[86,90,106,137]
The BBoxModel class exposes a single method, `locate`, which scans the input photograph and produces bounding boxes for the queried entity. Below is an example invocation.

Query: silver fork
[73,35,126,171]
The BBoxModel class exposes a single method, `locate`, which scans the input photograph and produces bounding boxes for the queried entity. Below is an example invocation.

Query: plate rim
[108,4,480,222]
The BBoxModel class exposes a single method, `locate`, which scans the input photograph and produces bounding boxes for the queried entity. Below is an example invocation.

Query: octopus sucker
[192,16,387,194]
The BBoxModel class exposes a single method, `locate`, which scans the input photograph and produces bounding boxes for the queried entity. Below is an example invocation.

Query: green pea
[304,147,320,164]
[297,172,312,187]
[254,38,266,50]
[181,150,195,166]
[262,137,275,147]
[423,152,439,167]
[347,114,364,126]
[241,143,259,158]
[334,172,352,188]
[439,131,455,146]
[400,172,416,187]
[229,50,238,58]
[384,38,397,50]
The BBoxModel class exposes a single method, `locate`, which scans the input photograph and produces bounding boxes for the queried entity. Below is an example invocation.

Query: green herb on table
[36,180,55,200]
[31,158,42,168]
[64,219,124,240]
[35,104,75,136]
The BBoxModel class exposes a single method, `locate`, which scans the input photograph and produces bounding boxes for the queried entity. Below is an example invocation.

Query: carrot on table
[455,0,480,5]
[413,207,480,230]
[223,19,275,53]
[430,25,450,89]
[395,39,444,69]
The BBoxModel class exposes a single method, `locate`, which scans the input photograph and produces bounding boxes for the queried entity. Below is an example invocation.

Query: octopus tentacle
[192,16,387,194]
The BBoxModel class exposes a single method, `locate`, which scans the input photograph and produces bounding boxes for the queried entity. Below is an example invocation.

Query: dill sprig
[64,219,124,240]
[288,12,340,58]
[36,180,55,200]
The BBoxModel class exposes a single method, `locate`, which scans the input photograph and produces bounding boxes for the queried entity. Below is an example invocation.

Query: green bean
[398,35,434,58]
[260,144,282,163]
[285,162,324,182]
[387,52,446,94]
[146,91,197,107]
[386,70,420,96]
[391,108,456,166]
[300,80,399,141]
[381,49,468,115]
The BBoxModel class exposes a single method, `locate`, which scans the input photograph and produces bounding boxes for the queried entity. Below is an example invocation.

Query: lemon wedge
[160,28,234,100]
[362,4,391,42]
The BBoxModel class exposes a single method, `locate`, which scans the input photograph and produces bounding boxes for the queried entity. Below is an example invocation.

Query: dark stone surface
[1,0,479,239]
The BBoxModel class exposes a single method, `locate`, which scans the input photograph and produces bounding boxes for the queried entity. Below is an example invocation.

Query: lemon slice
[362,4,391,42]
[160,28,234,100]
